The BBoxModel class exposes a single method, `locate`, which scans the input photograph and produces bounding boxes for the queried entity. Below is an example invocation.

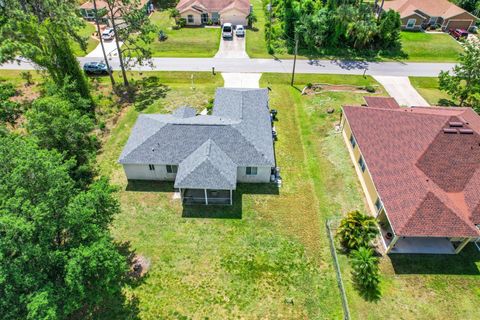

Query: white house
[176,0,251,26]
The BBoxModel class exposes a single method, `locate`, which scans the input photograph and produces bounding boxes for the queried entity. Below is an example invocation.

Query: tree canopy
[0,133,129,320]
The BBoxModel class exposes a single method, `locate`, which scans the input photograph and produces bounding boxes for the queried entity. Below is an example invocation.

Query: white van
[222,23,233,39]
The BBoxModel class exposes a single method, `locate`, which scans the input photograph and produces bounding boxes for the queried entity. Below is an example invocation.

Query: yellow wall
[341,115,381,218]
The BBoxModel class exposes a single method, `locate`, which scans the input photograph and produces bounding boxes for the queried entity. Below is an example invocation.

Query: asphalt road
[0,57,456,77]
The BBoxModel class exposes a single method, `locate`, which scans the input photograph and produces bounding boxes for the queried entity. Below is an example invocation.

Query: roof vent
[459,128,474,134]
[449,121,464,127]
[443,128,458,134]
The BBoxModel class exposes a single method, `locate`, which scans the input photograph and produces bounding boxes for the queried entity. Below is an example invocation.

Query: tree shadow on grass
[125,180,279,219]
[133,76,170,111]
[90,241,150,320]
[389,244,480,275]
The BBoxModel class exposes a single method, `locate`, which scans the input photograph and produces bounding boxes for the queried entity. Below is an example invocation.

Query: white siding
[236,166,271,183]
[123,164,177,181]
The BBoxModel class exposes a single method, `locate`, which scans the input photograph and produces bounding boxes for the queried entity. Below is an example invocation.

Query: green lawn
[400,31,463,62]
[410,76,457,105]
[70,22,98,57]
[94,71,480,319]
[246,0,269,58]
[146,11,220,57]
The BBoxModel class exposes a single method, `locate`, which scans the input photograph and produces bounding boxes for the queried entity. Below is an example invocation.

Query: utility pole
[290,31,298,87]
[93,0,115,86]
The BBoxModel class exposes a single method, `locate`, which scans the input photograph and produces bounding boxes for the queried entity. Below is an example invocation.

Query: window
[201,13,208,24]
[148,164,155,171]
[166,165,178,174]
[406,18,416,29]
[375,198,383,213]
[358,157,366,172]
[246,167,257,175]
[429,16,437,25]
[350,134,356,148]
[187,15,194,23]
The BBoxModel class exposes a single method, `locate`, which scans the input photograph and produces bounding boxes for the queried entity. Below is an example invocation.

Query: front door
[201,13,209,24]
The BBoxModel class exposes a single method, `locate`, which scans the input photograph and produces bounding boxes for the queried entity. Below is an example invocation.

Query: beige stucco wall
[181,9,202,25]
[220,8,248,26]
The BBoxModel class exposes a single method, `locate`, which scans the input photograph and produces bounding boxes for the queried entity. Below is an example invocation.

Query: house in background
[381,0,478,31]
[176,0,251,26]
[118,88,276,205]
[79,0,153,22]
[342,97,480,254]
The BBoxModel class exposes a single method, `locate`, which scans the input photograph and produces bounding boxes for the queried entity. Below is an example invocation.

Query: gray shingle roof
[119,88,275,189]
[174,139,237,190]
[119,88,274,166]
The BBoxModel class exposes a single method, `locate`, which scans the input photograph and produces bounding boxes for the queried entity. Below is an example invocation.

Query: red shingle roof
[382,0,478,20]
[176,0,250,15]
[343,101,480,238]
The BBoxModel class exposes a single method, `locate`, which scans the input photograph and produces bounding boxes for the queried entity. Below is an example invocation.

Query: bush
[336,210,378,252]
[20,71,34,86]
[0,81,21,124]
[206,98,214,114]
[178,18,186,28]
[350,247,381,300]
[365,85,375,93]
[306,82,313,89]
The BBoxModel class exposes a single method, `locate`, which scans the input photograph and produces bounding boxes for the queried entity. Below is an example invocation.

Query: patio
[389,237,456,254]
[181,188,232,205]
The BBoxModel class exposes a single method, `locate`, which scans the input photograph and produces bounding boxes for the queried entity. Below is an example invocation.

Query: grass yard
[399,31,463,62]
[70,22,99,57]
[146,11,220,57]
[409,76,458,106]
[246,0,269,58]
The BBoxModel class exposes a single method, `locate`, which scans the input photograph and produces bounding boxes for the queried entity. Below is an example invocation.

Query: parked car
[235,25,245,37]
[222,23,233,39]
[449,28,468,40]
[83,62,111,75]
[101,28,114,40]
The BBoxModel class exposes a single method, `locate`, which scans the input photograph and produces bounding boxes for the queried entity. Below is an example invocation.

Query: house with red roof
[342,97,480,254]
[381,0,478,31]
[176,0,251,26]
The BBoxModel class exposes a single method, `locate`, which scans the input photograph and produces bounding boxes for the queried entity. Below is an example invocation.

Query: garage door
[445,19,473,31]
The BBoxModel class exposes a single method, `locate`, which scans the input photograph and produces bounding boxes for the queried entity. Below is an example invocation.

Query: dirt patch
[302,83,376,95]
[130,254,151,278]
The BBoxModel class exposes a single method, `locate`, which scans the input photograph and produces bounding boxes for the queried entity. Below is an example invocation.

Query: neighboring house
[79,0,153,21]
[119,88,276,205]
[382,0,478,31]
[176,0,251,26]
[342,97,480,254]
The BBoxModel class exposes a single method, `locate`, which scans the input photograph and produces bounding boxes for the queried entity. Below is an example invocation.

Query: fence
[326,219,351,320]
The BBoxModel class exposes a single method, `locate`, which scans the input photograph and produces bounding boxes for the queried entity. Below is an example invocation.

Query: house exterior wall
[220,8,248,26]
[400,13,425,30]
[122,164,177,181]
[341,116,381,218]
[181,9,202,25]
[123,164,272,184]
[236,166,271,183]
[442,12,475,30]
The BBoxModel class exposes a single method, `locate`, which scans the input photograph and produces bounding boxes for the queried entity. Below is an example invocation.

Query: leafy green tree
[377,10,401,49]
[25,94,97,187]
[103,0,157,87]
[247,11,258,28]
[350,247,380,300]
[439,41,480,110]
[0,134,130,320]
[0,81,22,124]
[336,210,379,252]
[0,0,91,100]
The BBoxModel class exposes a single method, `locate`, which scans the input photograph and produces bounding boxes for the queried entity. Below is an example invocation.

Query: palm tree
[350,247,380,299]
[336,210,379,252]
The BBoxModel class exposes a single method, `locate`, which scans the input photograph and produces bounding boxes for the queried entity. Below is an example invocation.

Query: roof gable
[382,0,478,19]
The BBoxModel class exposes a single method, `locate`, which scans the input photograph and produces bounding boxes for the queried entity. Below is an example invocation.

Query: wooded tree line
[264,0,401,54]
[0,1,145,319]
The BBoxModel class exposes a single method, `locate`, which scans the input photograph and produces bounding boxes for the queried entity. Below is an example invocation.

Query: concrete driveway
[222,73,261,88]
[86,39,122,58]
[373,76,429,107]
[214,34,248,58]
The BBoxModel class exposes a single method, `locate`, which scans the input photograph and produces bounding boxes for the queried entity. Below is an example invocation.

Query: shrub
[350,247,380,300]
[20,71,34,86]
[306,82,313,89]
[365,85,375,93]
[178,18,186,28]
[336,210,378,252]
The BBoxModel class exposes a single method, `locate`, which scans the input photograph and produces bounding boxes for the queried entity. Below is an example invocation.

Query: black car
[83,62,111,75]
